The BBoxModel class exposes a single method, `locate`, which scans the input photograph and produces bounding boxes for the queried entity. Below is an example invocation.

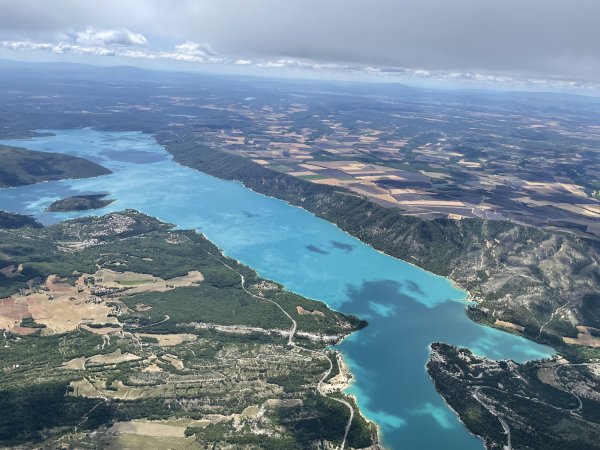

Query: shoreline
[165,143,556,350]
[337,350,386,449]
[3,128,556,449]
[424,346,487,449]
[155,143,560,446]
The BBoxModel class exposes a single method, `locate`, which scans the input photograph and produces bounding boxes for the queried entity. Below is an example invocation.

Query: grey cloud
[0,0,598,83]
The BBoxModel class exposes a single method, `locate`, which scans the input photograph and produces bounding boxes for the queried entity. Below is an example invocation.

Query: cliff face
[160,133,600,350]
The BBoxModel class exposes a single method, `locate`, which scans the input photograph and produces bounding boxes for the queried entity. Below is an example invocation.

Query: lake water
[0,129,553,449]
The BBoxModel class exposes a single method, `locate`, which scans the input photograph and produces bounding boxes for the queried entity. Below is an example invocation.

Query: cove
[0,129,553,449]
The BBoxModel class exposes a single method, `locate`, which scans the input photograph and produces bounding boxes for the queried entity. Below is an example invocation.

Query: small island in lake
[46,194,115,212]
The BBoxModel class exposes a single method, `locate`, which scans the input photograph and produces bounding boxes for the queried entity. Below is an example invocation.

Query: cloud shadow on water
[405,279,425,296]
[368,300,397,317]
[330,240,355,253]
[339,279,506,448]
[342,278,550,362]
[305,244,329,255]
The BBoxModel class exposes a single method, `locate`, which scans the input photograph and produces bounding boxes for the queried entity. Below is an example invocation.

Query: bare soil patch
[135,333,197,347]
[0,264,23,278]
[296,305,325,317]
[110,421,186,438]
[494,319,525,332]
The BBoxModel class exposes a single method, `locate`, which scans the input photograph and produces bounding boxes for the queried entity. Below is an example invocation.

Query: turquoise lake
[0,129,554,449]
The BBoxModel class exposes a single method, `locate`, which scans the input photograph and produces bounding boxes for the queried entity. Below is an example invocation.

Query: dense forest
[0,145,111,187]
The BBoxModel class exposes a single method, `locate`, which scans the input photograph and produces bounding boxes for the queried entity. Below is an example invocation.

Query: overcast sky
[0,0,598,91]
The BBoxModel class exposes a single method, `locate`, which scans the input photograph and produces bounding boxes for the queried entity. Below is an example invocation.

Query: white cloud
[235,59,252,65]
[254,58,351,72]
[64,27,147,47]
[1,41,53,51]
[0,40,116,56]
[174,41,216,56]
[0,33,221,65]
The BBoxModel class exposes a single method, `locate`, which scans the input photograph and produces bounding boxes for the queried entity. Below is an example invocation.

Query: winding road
[472,386,511,450]
[537,300,570,339]
[205,250,355,450]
